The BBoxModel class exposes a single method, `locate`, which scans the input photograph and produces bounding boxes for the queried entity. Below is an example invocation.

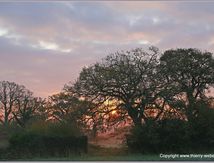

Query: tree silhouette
[0,81,25,125]
[160,48,214,121]
[69,47,167,127]
[12,95,45,128]
[0,80,44,127]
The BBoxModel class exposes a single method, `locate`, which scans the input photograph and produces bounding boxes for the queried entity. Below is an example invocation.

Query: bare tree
[0,81,24,125]
[12,94,45,128]
[0,80,45,127]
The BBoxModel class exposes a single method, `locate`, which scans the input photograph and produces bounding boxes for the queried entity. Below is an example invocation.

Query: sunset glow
[0,2,214,98]
[111,110,117,115]
[0,2,214,161]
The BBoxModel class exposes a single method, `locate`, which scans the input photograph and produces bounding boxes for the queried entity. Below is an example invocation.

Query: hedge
[8,132,88,158]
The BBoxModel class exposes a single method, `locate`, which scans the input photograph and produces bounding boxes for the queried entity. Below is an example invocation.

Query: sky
[0,1,214,98]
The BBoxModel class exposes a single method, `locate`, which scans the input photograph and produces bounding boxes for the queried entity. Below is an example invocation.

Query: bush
[9,132,45,156]
[157,119,190,153]
[127,102,214,154]
[8,121,88,158]
[126,120,160,154]
[9,133,87,157]
[27,120,82,137]
[127,119,190,154]
[0,123,24,137]
[189,102,214,150]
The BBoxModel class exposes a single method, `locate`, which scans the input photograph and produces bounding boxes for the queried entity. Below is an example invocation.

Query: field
[1,128,214,161]
[11,145,214,161]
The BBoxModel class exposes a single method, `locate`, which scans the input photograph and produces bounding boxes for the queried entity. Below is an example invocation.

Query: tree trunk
[186,91,196,122]
[92,123,97,138]
[4,111,9,126]
[132,116,142,127]
[127,106,143,127]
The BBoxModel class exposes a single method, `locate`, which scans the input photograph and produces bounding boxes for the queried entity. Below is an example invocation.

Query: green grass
[15,154,214,161]
[1,137,214,161]
[30,154,159,161]
[4,145,214,161]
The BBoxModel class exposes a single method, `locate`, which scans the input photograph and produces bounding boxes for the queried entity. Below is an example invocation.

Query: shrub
[0,123,24,137]
[27,120,82,137]
[157,119,190,153]
[126,120,160,154]
[127,102,214,154]
[126,119,190,154]
[8,121,88,158]
[189,101,214,150]
[9,132,45,156]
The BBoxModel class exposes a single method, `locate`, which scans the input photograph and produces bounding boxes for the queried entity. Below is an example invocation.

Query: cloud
[0,27,8,36]
[32,40,72,53]
[0,1,214,97]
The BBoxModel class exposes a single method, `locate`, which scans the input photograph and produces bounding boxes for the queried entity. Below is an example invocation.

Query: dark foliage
[5,121,88,159]
[9,132,88,158]
[127,103,214,154]
[126,119,190,154]
[157,119,190,153]
[188,100,214,150]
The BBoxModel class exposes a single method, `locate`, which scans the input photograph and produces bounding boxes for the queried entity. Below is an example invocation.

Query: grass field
[1,145,214,161]
[25,153,214,161]
[1,131,214,161]
[1,144,214,161]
